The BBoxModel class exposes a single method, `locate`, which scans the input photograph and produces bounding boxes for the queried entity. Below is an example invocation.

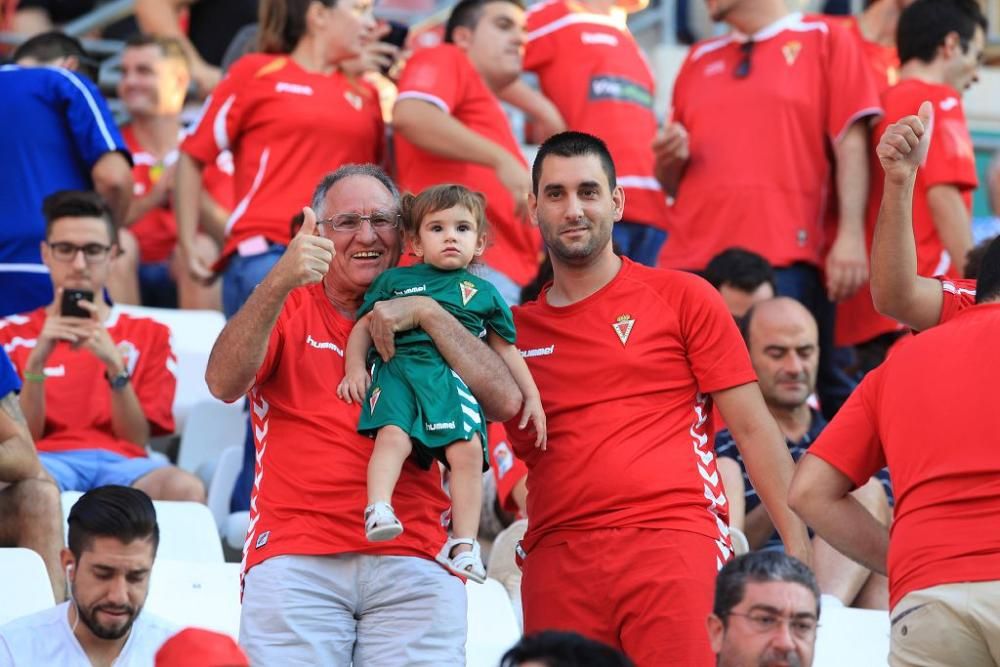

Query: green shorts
[359,350,488,471]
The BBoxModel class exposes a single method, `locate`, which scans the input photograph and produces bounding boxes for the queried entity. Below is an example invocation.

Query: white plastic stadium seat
[814,606,890,667]
[61,492,224,563]
[465,578,520,667]
[116,304,228,432]
[176,400,247,488]
[145,559,242,639]
[204,445,243,535]
[0,548,56,626]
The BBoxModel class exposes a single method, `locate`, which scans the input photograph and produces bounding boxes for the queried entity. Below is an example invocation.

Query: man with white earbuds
[0,485,176,666]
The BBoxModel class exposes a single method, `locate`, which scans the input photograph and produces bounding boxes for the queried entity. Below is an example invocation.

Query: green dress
[356,263,516,470]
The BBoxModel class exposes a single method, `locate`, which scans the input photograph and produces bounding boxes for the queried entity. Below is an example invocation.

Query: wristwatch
[106,369,131,390]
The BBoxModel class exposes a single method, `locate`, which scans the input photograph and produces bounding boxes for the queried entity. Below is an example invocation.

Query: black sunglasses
[734,40,754,79]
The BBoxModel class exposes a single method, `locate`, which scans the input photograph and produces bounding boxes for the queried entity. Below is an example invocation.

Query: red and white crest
[369,387,381,413]
[612,314,635,346]
[460,281,478,306]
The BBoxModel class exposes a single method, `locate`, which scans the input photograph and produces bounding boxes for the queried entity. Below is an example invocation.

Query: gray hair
[714,551,821,622]
[310,164,401,220]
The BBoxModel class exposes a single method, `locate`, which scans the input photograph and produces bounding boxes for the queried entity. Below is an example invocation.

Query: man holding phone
[0,191,204,501]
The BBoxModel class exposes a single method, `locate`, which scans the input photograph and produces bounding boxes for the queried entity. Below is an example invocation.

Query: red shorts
[521,527,723,667]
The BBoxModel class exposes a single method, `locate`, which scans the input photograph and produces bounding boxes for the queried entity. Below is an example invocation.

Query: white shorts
[239,553,466,666]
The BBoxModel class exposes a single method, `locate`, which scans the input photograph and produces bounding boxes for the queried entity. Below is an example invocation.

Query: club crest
[612,314,635,346]
[460,281,478,306]
[782,40,802,66]
[369,387,381,413]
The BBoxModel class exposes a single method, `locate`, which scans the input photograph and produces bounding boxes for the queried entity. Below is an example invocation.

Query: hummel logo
[306,334,344,356]
[275,82,313,96]
[521,345,555,358]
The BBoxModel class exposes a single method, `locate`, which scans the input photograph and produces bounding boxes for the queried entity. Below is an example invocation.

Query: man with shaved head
[715,297,891,609]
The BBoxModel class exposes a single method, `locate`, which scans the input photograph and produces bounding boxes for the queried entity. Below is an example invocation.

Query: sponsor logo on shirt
[782,40,802,66]
[275,82,314,96]
[704,61,726,77]
[612,314,635,346]
[426,421,456,431]
[306,334,345,357]
[581,32,618,47]
[588,75,653,110]
[393,284,427,296]
[460,281,478,306]
[520,344,555,358]
[940,97,959,111]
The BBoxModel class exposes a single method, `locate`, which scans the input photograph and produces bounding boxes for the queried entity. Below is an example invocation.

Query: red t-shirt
[809,303,1000,609]
[659,12,881,271]
[835,15,899,90]
[506,258,755,556]
[0,308,176,458]
[121,126,178,264]
[523,0,668,231]
[835,80,977,346]
[242,283,450,577]
[394,44,542,286]
[181,54,384,265]
[938,276,976,325]
[487,422,528,515]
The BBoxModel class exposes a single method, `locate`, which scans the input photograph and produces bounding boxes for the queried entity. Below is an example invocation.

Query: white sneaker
[364,502,403,542]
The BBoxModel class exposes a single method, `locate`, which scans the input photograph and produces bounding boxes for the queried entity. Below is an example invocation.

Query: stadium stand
[0,549,56,626]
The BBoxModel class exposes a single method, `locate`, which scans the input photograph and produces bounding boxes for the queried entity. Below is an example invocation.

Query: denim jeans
[612,221,667,267]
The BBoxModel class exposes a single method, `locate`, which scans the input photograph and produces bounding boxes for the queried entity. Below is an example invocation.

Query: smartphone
[379,21,409,76]
[61,289,94,318]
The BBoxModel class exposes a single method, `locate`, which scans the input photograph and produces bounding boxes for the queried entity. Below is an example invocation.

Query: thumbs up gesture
[273,207,336,292]
[877,101,933,184]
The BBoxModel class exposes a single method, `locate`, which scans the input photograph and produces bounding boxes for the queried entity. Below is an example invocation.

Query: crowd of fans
[2,0,999,665]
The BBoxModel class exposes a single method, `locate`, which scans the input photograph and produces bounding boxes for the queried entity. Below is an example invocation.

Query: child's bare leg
[367,425,413,505]
[444,434,483,557]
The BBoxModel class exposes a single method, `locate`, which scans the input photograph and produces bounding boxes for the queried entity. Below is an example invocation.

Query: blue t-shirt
[0,348,21,397]
[0,65,128,314]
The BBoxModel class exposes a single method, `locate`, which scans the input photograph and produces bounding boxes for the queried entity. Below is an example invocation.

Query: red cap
[155,628,249,667]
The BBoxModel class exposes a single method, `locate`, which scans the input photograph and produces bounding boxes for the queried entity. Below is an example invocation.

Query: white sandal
[364,502,403,542]
[435,537,486,584]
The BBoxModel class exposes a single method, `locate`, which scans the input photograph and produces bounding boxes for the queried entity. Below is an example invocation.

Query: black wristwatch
[106,369,131,390]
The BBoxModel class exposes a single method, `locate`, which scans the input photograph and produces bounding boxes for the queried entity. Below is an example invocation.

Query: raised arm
[826,120,871,302]
[870,101,945,330]
[714,382,812,566]
[368,297,521,422]
[206,209,334,401]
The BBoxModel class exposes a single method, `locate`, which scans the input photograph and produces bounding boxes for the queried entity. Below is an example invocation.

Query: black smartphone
[379,21,409,76]
[60,289,94,318]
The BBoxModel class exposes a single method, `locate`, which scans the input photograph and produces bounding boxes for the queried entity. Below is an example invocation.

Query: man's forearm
[393,100,513,169]
[653,159,685,198]
[870,173,944,329]
[92,153,134,227]
[0,394,41,482]
[108,384,152,445]
[927,184,973,277]
[206,276,289,402]
[175,153,206,253]
[498,79,566,140]
[420,304,521,421]
[834,122,870,238]
[743,503,776,550]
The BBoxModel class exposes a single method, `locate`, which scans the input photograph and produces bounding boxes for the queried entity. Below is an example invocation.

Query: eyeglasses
[727,611,818,639]
[734,40,754,79]
[46,242,114,264]
[318,212,400,233]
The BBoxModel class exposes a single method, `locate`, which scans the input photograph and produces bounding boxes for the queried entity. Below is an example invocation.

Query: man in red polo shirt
[504,0,669,266]
[789,232,1000,665]
[508,131,810,666]
[836,0,986,366]
[204,164,521,665]
[654,0,881,416]
[393,0,541,305]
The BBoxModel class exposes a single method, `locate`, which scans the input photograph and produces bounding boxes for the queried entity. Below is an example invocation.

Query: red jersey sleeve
[396,46,464,114]
[937,277,977,325]
[674,272,756,394]
[822,17,882,142]
[181,55,259,166]
[132,321,177,436]
[522,3,559,72]
[922,99,978,191]
[807,370,885,487]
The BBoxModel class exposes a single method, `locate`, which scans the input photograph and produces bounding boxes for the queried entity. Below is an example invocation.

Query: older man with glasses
[205,164,521,665]
[0,190,204,502]
[708,551,821,667]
